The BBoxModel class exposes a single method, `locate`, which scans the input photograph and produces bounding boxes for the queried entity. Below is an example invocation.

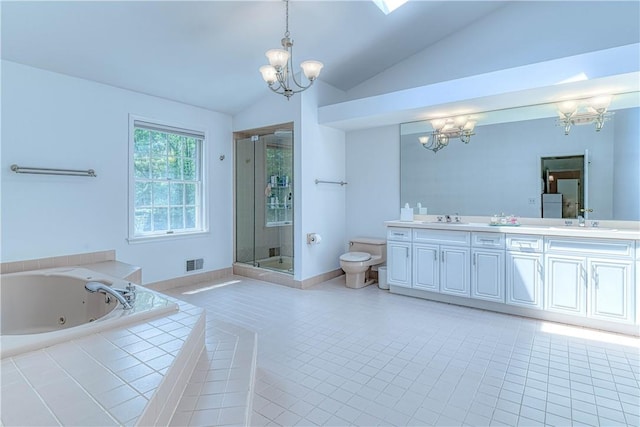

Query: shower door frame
[233,122,294,275]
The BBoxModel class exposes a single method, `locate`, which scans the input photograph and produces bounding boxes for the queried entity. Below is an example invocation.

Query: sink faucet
[578,215,585,227]
[85,281,134,309]
[445,214,452,223]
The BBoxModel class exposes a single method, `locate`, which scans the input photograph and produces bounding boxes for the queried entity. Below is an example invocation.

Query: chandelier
[556,96,613,135]
[419,116,477,153]
[259,0,324,99]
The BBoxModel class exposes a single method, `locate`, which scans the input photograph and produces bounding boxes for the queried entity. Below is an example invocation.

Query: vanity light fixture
[259,0,324,100]
[556,95,614,135]
[419,116,477,153]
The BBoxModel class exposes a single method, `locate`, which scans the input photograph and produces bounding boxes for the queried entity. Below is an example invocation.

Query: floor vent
[186,258,204,272]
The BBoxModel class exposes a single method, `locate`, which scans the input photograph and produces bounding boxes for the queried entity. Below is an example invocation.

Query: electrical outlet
[528,198,537,205]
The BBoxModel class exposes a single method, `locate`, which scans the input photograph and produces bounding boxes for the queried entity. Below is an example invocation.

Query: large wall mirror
[400,91,640,221]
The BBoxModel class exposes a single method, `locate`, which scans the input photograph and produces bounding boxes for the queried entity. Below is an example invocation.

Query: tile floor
[166,275,640,427]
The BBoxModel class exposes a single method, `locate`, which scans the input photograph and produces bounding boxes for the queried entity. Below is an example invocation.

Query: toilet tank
[349,237,387,259]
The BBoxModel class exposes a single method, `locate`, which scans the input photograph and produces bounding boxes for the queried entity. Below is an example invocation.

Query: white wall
[1,61,233,283]
[613,107,640,220]
[348,1,640,100]
[299,85,346,278]
[345,125,399,239]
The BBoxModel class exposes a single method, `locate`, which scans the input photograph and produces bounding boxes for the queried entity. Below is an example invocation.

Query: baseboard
[145,267,233,291]
[300,269,344,289]
[233,263,343,290]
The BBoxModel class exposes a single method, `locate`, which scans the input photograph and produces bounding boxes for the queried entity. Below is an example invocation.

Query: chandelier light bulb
[453,116,468,128]
[300,60,324,81]
[430,118,446,131]
[557,100,578,117]
[259,65,278,84]
[588,95,612,113]
[463,120,477,132]
[418,135,430,145]
[265,49,290,69]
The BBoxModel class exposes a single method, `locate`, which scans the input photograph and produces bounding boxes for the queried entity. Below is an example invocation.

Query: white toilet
[339,237,387,289]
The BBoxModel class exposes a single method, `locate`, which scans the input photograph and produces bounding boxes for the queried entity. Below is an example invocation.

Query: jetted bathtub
[1,267,178,358]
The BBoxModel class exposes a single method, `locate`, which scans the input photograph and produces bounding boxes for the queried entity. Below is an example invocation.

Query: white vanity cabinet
[413,229,471,296]
[544,238,636,324]
[471,232,506,303]
[387,228,412,288]
[506,235,544,309]
[413,243,439,291]
[385,220,639,335]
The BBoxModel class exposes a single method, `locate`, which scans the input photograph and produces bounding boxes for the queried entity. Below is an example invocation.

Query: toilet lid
[340,252,371,262]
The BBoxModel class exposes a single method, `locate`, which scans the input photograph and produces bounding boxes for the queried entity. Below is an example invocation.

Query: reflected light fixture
[259,0,323,99]
[419,116,477,153]
[556,95,613,135]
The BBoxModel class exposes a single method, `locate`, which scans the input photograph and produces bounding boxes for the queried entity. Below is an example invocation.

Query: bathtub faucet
[85,281,134,310]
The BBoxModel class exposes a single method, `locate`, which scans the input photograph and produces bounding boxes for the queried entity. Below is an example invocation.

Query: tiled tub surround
[0,258,207,426]
[0,250,143,287]
[1,297,205,426]
[1,267,178,358]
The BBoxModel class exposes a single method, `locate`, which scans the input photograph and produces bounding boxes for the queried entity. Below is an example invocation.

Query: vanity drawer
[387,227,411,242]
[545,237,634,258]
[472,232,505,249]
[413,229,470,246]
[506,235,543,253]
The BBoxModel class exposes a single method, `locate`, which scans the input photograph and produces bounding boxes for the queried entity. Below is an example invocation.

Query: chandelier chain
[285,0,290,38]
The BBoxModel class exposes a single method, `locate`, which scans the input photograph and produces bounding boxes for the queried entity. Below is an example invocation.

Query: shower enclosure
[235,125,294,274]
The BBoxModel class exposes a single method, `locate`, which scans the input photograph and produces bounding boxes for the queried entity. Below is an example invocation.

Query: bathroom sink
[423,222,489,226]
[549,226,618,232]
[425,221,468,225]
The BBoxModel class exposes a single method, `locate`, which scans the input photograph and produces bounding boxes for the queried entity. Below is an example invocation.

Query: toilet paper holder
[306,233,322,244]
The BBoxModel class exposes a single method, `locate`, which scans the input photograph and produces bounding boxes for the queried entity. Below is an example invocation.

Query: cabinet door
[440,246,470,297]
[506,252,543,309]
[545,254,587,316]
[471,249,505,302]
[387,241,411,287]
[413,243,439,291]
[588,258,634,323]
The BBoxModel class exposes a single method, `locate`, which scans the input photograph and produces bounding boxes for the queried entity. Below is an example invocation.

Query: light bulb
[300,60,324,80]
[259,65,278,84]
[588,95,612,113]
[418,136,429,145]
[430,118,446,131]
[463,120,477,132]
[453,116,468,128]
[557,100,578,117]
[265,49,290,69]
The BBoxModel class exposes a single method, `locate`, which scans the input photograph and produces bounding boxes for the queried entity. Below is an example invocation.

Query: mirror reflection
[400,92,640,221]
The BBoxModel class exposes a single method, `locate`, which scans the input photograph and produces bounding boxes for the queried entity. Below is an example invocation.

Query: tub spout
[85,281,133,310]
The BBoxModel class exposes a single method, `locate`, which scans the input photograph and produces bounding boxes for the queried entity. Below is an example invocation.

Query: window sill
[127,230,210,244]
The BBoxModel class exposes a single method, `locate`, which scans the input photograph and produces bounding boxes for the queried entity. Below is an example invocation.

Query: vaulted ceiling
[1,1,506,114]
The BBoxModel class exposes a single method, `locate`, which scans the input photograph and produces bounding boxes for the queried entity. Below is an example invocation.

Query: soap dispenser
[400,203,414,221]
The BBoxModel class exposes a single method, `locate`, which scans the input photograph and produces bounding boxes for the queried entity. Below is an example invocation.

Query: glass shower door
[235,136,256,266]
[235,129,294,274]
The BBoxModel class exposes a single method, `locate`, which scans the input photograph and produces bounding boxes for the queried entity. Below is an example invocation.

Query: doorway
[541,154,586,219]
[235,124,294,274]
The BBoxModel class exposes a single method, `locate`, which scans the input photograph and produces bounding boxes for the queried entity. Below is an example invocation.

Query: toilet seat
[339,251,371,262]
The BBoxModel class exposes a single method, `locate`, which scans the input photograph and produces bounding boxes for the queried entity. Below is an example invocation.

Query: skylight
[372,0,409,15]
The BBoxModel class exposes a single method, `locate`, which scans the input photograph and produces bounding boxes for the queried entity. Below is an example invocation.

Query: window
[129,117,206,240]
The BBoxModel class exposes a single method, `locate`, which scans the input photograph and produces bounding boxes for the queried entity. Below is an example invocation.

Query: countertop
[385,217,640,241]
